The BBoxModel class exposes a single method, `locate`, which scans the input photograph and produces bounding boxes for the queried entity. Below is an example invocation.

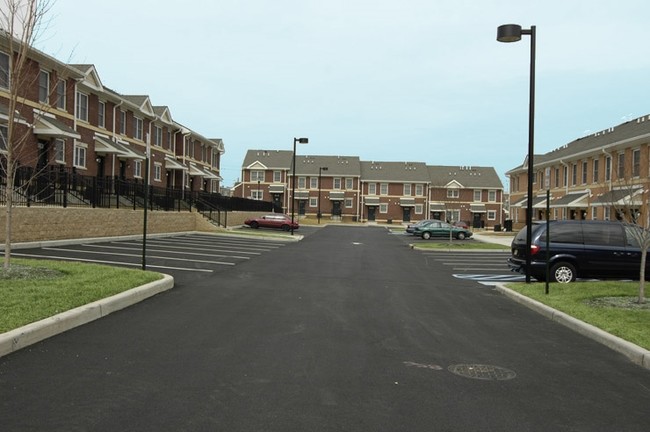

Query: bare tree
[610,182,649,304]
[1,0,55,269]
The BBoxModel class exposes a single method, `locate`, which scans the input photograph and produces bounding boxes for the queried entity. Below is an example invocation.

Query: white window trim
[73,142,87,169]
[379,203,388,213]
[75,91,88,122]
[153,162,162,182]
[309,197,317,207]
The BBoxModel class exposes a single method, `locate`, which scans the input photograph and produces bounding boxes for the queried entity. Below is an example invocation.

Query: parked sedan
[406,219,434,234]
[244,214,299,231]
[414,220,473,240]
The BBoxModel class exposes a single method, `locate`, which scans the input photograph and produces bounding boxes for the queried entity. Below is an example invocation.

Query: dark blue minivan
[508,220,649,283]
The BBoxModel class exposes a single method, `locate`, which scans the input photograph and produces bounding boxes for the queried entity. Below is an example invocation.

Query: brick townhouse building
[235,150,505,227]
[0,33,223,202]
[507,115,650,229]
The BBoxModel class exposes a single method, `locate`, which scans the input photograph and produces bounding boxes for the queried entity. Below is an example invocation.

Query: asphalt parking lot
[11,231,310,275]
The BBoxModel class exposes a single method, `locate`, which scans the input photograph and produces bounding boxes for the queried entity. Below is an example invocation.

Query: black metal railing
[1,165,279,228]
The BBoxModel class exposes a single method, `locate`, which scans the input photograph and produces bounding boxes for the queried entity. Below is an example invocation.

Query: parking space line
[12,253,214,272]
[42,247,237,266]
[115,241,264,255]
[81,244,251,260]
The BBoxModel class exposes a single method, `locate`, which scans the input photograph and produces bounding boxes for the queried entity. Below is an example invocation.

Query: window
[251,190,263,200]
[593,159,599,183]
[447,189,459,198]
[334,178,342,190]
[119,110,126,134]
[75,91,88,121]
[134,117,143,140]
[554,168,560,188]
[298,177,306,189]
[251,170,264,181]
[415,184,424,196]
[488,190,496,202]
[154,126,162,147]
[0,51,9,89]
[605,156,612,181]
[632,149,640,177]
[380,183,388,195]
[379,203,388,213]
[308,177,316,189]
[403,184,412,196]
[582,161,588,184]
[73,143,87,168]
[604,207,611,221]
[345,178,353,190]
[448,210,460,222]
[473,190,482,202]
[563,165,568,186]
[415,204,423,214]
[38,70,49,103]
[487,210,496,220]
[56,80,66,110]
[211,149,218,168]
[368,183,377,195]
[54,139,65,162]
[572,163,577,185]
[134,160,142,178]
[582,223,624,247]
[154,163,162,182]
[0,125,7,151]
[591,207,598,220]
[345,198,353,208]
[167,131,172,150]
[273,170,282,183]
[309,197,317,207]
[617,153,625,179]
[98,101,105,128]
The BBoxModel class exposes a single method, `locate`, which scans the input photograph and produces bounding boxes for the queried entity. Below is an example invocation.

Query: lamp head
[321,167,328,171]
[497,24,522,42]
[294,137,309,144]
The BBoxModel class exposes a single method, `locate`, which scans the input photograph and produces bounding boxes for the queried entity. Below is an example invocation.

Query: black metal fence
[1,166,281,227]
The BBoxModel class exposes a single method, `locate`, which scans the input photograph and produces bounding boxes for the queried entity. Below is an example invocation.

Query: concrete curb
[0,274,174,358]
[494,283,650,370]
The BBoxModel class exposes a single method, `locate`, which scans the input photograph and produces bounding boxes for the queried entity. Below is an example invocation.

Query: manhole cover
[448,364,516,381]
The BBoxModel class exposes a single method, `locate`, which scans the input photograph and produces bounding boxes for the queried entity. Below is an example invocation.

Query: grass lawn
[0,258,162,333]
[507,281,650,350]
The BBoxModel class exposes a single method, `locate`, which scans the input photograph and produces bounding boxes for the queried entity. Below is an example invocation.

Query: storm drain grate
[448,364,516,381]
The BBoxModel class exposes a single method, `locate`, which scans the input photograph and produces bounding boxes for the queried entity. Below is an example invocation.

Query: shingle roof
[243,150,294,169]
[359,161,430,182]
[507,114,650,173]
[294,155,361,176]
[428,166,503,188]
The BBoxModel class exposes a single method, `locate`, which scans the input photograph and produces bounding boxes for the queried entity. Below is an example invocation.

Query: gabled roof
[243,150,293,169]
[294,155,361,176]
[153,106,173,124]
[122,95,155,117]
[70,64,104,92]
[360,161,429,182]
[428,165,503,188]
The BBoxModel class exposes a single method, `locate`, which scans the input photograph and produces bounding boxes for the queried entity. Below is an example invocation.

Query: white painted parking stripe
[144,237,281,250]
[12,253,214,272]
[114,241,263,255]
[81,244,251,260]
[42,247,236,266]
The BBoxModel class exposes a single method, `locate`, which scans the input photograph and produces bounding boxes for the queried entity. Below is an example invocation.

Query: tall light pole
[318,166,328,224]
[497,23,536,284]
[291,137,308,235]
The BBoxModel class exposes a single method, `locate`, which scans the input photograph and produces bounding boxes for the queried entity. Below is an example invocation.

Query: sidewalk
[472,231,514,247]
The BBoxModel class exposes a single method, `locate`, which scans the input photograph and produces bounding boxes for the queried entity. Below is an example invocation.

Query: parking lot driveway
[12,233,290,274]
[2,226,650,431]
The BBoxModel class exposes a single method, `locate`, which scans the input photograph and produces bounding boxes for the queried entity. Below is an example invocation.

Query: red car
[244,214,299,231]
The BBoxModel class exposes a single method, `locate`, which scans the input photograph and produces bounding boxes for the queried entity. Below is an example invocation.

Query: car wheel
[456,232,466,240]
[550,262,577,283]
[422,231,431,240]
[250,221,259,229]
[281,224,290,231]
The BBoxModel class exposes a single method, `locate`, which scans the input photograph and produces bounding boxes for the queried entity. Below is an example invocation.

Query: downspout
[111,99,123,179]
[181,129,191,197]
[559,159,570,219]
[602,148,613,191]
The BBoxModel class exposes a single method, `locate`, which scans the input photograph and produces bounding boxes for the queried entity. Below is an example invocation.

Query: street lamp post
[291,137,308,235]
[497,23,536,284]
[318,166,328,224]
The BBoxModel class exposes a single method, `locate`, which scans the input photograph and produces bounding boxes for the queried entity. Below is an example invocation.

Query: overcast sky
[37,0,650,187]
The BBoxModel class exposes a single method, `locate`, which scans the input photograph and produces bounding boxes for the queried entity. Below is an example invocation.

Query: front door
[298,200,306,215]
[332,201,341,216]
[402,207,411,222]
[368,206,376,221]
